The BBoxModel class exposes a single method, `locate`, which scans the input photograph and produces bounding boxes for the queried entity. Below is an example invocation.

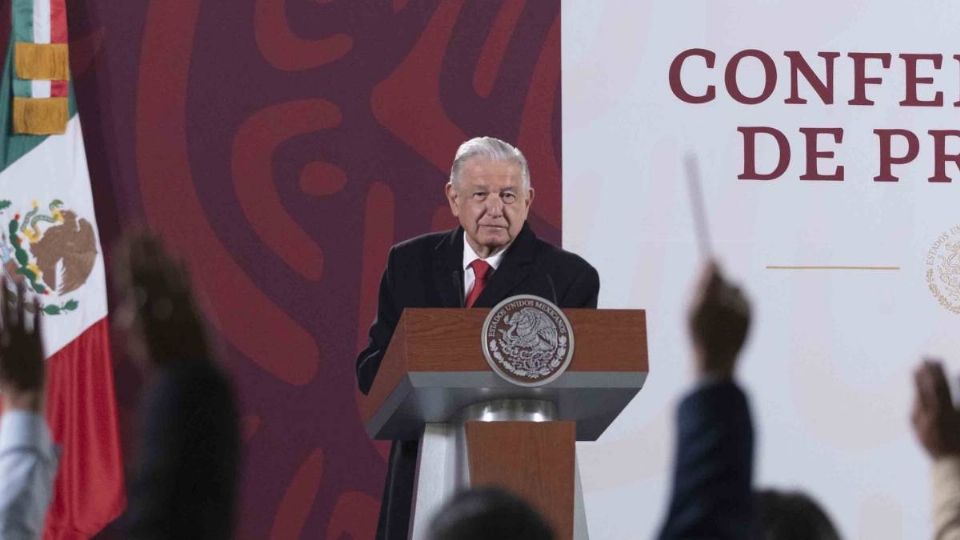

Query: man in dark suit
[356,137,599,540]
[658,264,754,540]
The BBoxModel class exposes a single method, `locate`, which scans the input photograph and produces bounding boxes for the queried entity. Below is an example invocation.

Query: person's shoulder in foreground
[428,487,554,540]
[130,358,239,540]
[0,279,58,540]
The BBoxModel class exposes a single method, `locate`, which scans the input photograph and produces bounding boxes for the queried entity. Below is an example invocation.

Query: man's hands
[911,359,960,460]
[689,263,751,381]
[0,278,45,412]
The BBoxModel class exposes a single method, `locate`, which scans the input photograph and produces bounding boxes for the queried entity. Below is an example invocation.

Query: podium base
[407,399,589,540]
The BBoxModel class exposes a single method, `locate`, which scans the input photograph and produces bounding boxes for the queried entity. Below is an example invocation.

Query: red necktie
[465,259,492,307]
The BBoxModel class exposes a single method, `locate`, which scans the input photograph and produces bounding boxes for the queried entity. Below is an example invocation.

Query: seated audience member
[0,280,56,540]
[911,359,960,540]
[114,234,240,540]
[658,263,754,540]
[428,486,554,540]
[754,488,841,540]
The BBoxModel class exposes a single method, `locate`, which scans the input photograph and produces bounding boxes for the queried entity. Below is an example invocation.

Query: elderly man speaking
[356,136,600,540]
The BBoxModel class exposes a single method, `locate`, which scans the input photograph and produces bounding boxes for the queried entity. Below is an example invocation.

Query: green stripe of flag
[0,35,77,172]
[12,79,31,97]
[12,0,33,45]
[12,0,35,98]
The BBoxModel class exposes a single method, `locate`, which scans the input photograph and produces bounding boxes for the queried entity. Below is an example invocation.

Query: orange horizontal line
[766,265,900,271]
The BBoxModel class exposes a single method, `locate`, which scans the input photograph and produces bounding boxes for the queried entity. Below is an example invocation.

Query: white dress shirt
[0,410,58,540]
[462,232,507,298]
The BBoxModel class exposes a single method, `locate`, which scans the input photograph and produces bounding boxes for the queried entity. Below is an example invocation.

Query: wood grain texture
[404,308,647,372]
[361,308,648,424]
[361,314,409,421]
[466,421,576,540]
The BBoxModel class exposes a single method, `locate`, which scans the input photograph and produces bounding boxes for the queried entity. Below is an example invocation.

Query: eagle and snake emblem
[483,295,573,386]
[0,199,97,315]
[937,241,960,299]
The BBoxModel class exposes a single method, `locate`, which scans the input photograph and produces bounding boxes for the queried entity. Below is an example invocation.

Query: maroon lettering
[725,50,777,105]
[899,54,944,107]
[799,128,844,180]
[929,130,960,182]
[738,127,791,180]
[784,51,840,105]
[874,129,919,182]
[848,52,892,105]
[669,48,716,104]
[954,55,960,107]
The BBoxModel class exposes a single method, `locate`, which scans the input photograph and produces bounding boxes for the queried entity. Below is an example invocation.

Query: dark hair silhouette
[755,489,841,540]
[429,486,555,540]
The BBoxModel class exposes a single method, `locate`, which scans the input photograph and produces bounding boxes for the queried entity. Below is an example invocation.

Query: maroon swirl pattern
[254,0,353,71]
[231,99,342,282]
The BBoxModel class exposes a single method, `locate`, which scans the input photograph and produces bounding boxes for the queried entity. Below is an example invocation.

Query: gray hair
[449,136,531,189]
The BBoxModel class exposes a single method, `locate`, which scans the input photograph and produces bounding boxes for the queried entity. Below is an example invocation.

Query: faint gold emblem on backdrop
[927,225,960,314]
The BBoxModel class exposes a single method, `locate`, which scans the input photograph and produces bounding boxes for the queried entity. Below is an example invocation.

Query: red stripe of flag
[42,318,125,539]
[50,80,67,97]
[50,0,67,43]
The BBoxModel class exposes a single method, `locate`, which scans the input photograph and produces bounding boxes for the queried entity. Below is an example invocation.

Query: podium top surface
[361,308,649,441]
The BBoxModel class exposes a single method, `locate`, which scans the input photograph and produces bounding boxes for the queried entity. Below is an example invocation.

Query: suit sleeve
[127,368,240,540]
[658,381,755,540]
[560,264,600,308]
[356,247,402,395]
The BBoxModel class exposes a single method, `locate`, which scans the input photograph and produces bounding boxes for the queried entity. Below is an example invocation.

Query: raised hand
[689,263,751,380]
[114,232,209,367]
[0,278,45,411]
[911,359,960,459]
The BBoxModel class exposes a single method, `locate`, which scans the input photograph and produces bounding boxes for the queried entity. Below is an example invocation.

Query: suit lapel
[472,223,538,308]
[432,228,464,308]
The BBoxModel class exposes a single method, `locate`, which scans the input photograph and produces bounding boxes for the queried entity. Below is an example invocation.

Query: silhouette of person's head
[428,487,554,540]
[755,489,841,540]
[113,231,210,371]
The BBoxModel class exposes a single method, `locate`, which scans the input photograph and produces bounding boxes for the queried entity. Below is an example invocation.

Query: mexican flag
[0,0,125,538]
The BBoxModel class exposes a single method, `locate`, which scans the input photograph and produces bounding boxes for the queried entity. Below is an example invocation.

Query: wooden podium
[361,308,648,540]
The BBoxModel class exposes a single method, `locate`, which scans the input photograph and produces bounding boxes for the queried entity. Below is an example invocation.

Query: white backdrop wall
[563,2,960,538]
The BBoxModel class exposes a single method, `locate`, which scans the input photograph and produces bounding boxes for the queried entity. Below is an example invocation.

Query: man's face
[446,157,534,258]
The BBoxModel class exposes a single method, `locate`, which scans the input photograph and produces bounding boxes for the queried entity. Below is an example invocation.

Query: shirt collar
[462,232,507,271]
